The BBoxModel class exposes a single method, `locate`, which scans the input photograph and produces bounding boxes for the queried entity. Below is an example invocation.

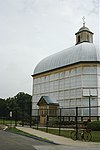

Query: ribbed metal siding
[34,42,100,75]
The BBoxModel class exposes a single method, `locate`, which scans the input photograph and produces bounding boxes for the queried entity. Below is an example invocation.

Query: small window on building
[78,35,80,43]
[87,34,89,41]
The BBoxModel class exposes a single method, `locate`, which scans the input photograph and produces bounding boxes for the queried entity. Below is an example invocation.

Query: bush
[87,121,100,131]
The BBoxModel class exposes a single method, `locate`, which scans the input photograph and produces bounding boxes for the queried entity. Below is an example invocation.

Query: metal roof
[33,42,100,75]
[75,26,93,35]
[79,26,90,32]
[37,96,59,105]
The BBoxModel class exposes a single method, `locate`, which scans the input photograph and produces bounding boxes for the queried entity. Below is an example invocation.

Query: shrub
[87,121,100,131]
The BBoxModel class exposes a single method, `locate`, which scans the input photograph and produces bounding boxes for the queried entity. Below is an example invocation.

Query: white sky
[0,0,99,98]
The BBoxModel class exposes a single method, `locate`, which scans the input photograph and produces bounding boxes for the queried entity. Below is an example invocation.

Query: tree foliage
[0,98,7,116]
[0,92,32,120]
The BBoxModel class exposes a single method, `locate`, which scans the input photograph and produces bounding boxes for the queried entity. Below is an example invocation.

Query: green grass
[0,119,22,125]
[6,127,39,138]
[38,128,100,142]
[0,119,15,125]
[5,126,100,142]
[6,127,22,133]
[39,128,72,138]
[91,131,100,142]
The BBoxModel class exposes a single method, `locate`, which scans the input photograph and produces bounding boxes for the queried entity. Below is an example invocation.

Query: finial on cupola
[82,16,85,27]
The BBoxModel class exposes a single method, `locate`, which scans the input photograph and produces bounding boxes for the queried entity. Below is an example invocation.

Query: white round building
[32,23,100,116]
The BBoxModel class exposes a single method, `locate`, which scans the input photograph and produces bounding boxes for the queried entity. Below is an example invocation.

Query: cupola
[75,17,94,45]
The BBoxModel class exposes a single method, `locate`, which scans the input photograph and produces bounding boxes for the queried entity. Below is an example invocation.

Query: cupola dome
[33,18,99,76]
[75,17,93,45]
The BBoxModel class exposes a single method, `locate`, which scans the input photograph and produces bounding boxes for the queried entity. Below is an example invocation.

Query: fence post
[59,108,61,136]
[15,110,17,126]
[76,107,78,140]
[46,114,48,133]
[89,96,91,120]
[22,109,24,127]
[97,116,99,121]
[30,101,32,128]
[22,103,25,127]
[81,116,83,122]
[37,109,39,130]
[3,117,5,125]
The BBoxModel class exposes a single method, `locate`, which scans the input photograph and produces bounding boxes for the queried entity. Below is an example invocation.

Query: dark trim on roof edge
[75,41,93,45]
[75,30,93,35]
[32,61,100,77]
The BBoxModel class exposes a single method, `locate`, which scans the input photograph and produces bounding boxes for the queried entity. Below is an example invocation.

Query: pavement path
[1,130,98,150]
[17,126,100,148]
[34,145,100,150]
[0,130,52,150]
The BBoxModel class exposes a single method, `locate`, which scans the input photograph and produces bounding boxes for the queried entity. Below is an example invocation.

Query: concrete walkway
[16,127,100,148]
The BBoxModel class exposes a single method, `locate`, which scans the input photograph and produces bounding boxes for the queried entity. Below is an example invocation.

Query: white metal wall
[32,64,99,115]
[97,65,100,115]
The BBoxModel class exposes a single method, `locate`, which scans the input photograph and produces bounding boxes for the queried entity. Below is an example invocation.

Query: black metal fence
[0,106,100,135]
[31,106,100,135]
[0,107,32,127]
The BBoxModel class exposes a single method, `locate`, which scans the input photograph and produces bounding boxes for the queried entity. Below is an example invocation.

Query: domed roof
[75,26,93,34]
[79,26,90,32]
[33,42,100,75]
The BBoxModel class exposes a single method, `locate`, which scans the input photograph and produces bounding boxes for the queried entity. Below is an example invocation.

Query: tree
[0,92,32,121]
[14,92,32,121]
[0,98,7,117]
[14,92,32,114]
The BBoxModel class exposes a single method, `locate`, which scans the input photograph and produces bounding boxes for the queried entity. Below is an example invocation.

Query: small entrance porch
[37,96,59,124]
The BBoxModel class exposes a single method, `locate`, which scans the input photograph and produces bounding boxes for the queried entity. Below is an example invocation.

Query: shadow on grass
[5,127,57,144]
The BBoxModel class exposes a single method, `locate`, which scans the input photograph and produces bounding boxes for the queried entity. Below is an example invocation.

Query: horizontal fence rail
[31,106,100,135]
[0,106,100,138]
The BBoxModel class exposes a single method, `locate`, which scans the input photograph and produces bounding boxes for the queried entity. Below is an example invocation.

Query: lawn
[5,126,100,142]
[0,119,21,125]
[0,119,14,124]
[38,128,100,142]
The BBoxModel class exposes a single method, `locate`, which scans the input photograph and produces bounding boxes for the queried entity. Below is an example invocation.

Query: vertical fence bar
[76,107,78,140]
[46,112,48,133]
[30,101,32,128]
[59,108,61,136]
[97,116,99,121]
[81,116,83,122]
[22,109,24,127]
[89,96,91,120]
[37,109,39,130]
[22,103,25,127]
[15,110,17,126]
[3,117,5,125]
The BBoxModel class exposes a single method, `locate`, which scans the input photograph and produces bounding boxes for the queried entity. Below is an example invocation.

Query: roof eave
[32,61,100,77]
[75,30,93,35]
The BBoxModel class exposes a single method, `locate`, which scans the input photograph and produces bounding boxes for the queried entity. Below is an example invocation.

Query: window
[78,35,80,43]
[87,34,89,41]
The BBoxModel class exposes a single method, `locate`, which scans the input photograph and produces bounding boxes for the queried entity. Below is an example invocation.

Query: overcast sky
[0,0,99,99]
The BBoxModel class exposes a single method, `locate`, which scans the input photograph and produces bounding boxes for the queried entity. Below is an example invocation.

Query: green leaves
[0,92,32,119]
